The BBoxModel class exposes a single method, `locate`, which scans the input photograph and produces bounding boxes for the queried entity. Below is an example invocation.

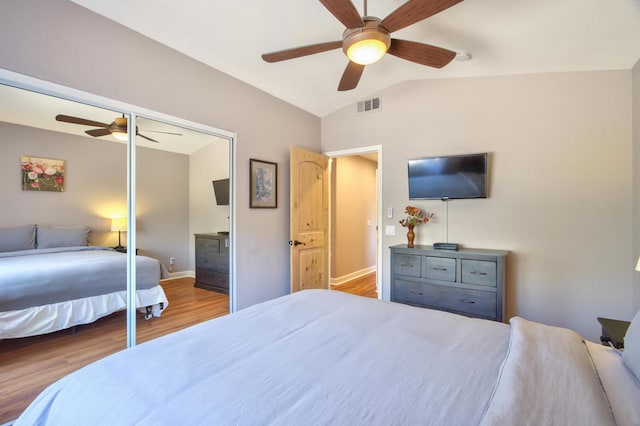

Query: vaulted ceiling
[70,0,640,117]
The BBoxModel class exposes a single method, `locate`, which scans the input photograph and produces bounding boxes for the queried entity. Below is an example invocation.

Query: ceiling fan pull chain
[364,0,367,17]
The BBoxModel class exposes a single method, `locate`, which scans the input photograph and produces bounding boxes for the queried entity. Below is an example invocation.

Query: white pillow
[622,309,640,382]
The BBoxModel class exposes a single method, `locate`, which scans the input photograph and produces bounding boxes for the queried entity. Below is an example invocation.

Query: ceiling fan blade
[319,0,363,29]
[85,128,112,137]
[381,0,463,33]
[56,114,110,128]
[137,133,159,143]
[262,41,342,63]
[338,61,365,91]
[388,38,456,68]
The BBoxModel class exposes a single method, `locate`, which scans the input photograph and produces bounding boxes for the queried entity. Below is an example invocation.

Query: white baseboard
[331,266,376,286]
[161,270,195,281]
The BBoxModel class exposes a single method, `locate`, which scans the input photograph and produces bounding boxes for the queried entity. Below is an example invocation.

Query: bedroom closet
[0,74,234,423]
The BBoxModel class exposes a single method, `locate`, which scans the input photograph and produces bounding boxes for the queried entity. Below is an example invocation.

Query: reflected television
[408,153,488,200]
[212,178,230,205]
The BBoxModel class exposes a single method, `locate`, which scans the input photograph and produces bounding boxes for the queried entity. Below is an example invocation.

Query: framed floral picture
[21,156,65,192]
[250,158,277,208]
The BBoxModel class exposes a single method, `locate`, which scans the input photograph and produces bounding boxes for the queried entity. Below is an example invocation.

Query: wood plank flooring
[331,271,378,298]
[0,277,228,424]
[1,272,377,423]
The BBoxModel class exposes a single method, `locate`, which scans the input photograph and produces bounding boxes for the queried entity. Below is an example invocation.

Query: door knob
[289,240,306,246]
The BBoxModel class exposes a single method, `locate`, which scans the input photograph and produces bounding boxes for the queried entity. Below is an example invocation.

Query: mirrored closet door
[0,80,233,422]
[134,117,231,344]
[0,84,130,422]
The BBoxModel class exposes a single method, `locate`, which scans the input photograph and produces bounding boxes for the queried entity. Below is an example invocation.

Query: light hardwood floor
[0,277,228,424]
[331,271,378,299]
[1,273,377,423]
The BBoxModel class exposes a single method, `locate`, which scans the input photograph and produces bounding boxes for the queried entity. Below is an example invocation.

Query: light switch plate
[387,207,393,218]
[385,225,395,236]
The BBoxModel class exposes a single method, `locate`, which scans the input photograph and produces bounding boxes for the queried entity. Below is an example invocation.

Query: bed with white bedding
[0,225,169,339]
[14,289,640,425]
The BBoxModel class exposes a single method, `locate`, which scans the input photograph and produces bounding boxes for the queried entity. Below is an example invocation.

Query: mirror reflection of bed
[0,85,231,423]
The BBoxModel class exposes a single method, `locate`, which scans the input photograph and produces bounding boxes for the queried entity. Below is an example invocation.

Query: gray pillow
[623,309,640,382]
[0,224,36,252]
[36,225,91,249]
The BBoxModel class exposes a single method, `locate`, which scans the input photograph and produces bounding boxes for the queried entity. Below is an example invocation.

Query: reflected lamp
[111,217,127,249]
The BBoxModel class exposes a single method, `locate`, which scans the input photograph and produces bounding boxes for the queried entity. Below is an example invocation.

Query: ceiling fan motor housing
[342,17,391,65]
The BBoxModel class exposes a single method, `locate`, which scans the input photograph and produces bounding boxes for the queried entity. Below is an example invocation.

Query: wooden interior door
[290,147,329,292]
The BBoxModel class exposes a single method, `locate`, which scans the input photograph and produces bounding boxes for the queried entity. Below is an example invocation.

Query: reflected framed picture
[21,156,65,192]
[250,158,277,208]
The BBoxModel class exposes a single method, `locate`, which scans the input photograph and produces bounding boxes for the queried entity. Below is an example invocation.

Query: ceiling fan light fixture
[112,131,128,141]
[343,26,391,66]
[111,117,129,141]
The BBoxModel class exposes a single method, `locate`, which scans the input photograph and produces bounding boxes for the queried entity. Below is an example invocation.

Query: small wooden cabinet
[195,233,229,294]
[390,245,508,322]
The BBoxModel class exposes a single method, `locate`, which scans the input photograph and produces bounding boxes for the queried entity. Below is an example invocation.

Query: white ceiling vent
[357,97,381,114]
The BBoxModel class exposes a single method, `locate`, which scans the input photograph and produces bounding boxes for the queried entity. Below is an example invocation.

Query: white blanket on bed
[16,291,620,425]
[16,290,510,425]
[480,316,615,426]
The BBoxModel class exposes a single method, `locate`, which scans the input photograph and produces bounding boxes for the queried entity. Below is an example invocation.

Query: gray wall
[0,122,190,268]
[331,156,377,280]
[0,0,321,310]
[322,70,633,341]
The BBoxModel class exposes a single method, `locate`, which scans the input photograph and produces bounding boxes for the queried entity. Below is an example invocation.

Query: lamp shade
[110,217,127,232]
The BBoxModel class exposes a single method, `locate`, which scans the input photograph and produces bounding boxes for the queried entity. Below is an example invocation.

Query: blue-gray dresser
[390,245,508,322]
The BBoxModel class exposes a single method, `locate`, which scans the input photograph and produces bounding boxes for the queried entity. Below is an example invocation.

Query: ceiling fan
[262,0,463,91]
[55,114,182,143]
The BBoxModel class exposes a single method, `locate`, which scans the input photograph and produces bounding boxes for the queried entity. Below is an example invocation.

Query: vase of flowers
[399,206,434,248]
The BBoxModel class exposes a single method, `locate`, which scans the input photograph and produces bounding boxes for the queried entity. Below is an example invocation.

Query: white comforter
[15,290,619,425]
[480,317,615,426]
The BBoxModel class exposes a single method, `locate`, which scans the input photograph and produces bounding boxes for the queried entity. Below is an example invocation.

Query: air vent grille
[357,97,381,113]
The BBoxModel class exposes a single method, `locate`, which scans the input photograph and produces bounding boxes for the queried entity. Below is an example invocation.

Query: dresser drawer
[422,257,456,282]
[196,254,228,271]
[394,280,496,319]
[196,237,220,255]
[461,260,496,287]
[393,254,421,277]
[196,265,228,283]
[392,279,430,306]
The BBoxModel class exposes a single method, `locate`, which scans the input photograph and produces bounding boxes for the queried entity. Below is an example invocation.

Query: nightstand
[597,317,631,349]
[113,247,139,255]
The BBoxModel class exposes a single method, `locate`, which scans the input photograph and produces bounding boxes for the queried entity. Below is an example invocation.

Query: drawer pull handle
[432,267,448,271]
[409,291,424,296]
[400,263,414,268]
[459,299,475,304]
[470,271,487,276]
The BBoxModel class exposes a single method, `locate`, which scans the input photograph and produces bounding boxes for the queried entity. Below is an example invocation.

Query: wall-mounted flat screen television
[212,178,230,206]
[408,153,488,200]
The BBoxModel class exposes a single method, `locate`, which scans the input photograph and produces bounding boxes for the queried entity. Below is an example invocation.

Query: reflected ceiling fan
[262,0,463,91]
[55,114,182,143]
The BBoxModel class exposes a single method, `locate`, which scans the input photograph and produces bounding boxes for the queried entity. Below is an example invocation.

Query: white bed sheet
[16,290,633,425]
[16,289,511,425]
[480,317,615,426]
[586,340,640,426]
[0,286,168,339]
